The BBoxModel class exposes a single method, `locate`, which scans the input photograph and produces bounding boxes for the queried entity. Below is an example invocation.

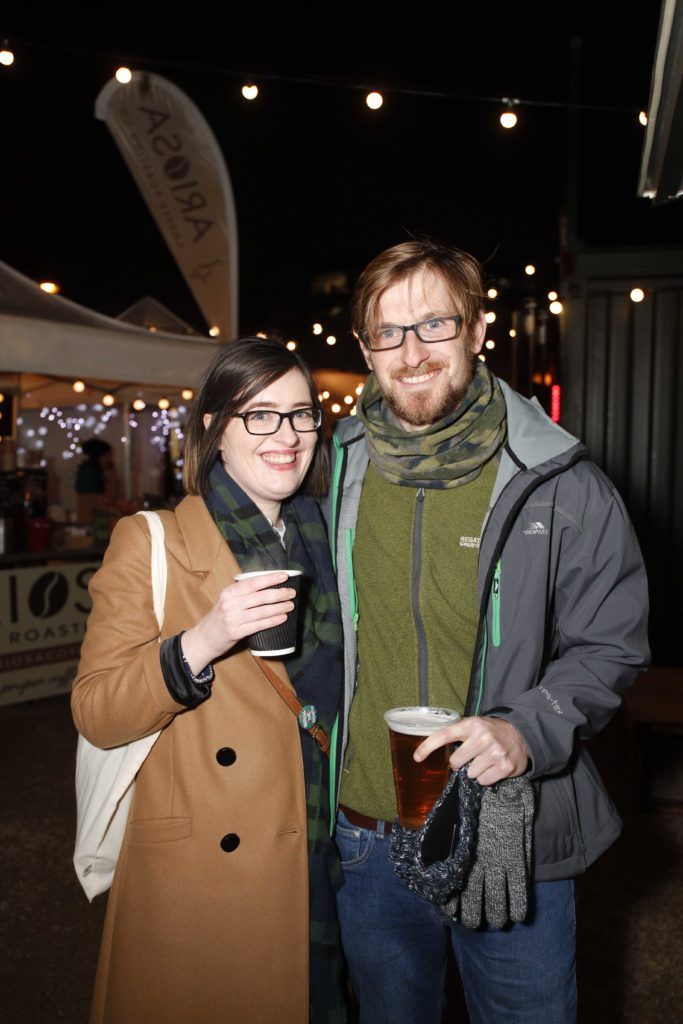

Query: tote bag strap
[135,511,167,629]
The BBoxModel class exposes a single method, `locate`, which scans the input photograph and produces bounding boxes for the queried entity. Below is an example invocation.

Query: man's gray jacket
[323,380,649,880]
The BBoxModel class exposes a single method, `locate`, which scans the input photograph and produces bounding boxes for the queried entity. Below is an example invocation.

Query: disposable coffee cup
[234,570,302,657]
[383,706,461,829]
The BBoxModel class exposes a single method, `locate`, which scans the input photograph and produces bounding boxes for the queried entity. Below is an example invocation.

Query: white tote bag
[73,511,166,901]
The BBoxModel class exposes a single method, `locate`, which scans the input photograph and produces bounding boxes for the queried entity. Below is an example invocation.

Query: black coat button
[220,833,240,853]
[216,747,237,766]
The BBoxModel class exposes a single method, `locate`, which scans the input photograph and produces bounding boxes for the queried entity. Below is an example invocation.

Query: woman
[71,337,345,1024]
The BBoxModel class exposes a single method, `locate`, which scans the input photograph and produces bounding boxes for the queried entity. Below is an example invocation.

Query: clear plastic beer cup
[383,706,461,829]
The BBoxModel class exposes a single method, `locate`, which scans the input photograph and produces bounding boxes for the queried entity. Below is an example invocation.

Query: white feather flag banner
[96,73,238,339]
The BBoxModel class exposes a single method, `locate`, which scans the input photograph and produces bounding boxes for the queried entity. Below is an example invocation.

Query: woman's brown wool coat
[72,497,310,1024]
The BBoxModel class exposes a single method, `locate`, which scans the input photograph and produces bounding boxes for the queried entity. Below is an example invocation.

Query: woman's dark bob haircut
[183,336,327,498]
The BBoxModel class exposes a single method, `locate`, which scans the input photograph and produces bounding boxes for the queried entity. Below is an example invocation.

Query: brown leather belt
[339,804,393,836]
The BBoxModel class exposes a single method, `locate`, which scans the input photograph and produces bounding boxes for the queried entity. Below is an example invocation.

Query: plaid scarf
[357,361,507,489]
[204,460,346,1023]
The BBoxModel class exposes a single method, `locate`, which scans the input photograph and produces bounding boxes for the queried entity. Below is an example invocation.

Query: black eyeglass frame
[232,407,323,435]
[358,314,464,351]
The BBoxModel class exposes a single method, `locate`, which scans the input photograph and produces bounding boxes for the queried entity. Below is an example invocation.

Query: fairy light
[485,339,495,350]
[286,341,298,351]
[509,329,517,338]
[322,390,330,400]
[478,354,486,362]
[181,389,194,400]
[355,383,364,395]
[366,91,383,110]
[326,335,336,346]
[312,323,323,336]
[344,395,353,405]
[485,311,496,324]
[0,48,14,67]
[331,403,341,413]
[115,67,132,84]
[132,398,146,412]
[549,301,563,315]
[500,99,519,128]
[158,397,170,410]
[102,393,116,407]
[630,288,645,303]
[487,288,498,299]
[209,326,220,337]
[524,264,536,276]
[639,111,648,126]
[72,380,86,394]
[242,83,258,100]
[548,290,558,301]
[40,281,60,294]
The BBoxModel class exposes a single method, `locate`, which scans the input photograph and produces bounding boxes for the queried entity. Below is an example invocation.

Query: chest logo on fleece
[459,536,480,549]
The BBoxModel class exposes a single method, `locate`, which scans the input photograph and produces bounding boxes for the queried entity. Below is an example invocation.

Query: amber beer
[384,707,460,829]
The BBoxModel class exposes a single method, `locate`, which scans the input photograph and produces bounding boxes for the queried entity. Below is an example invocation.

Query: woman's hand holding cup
[180,573,295,675]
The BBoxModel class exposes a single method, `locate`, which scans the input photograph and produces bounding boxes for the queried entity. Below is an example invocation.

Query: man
[323,239,649,1024]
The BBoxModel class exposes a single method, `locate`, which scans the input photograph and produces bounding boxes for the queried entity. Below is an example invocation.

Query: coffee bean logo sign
[164,155,191,181]
[29,572,69,619]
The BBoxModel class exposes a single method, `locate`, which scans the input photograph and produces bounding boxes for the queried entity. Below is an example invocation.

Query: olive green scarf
[356,361,507,488]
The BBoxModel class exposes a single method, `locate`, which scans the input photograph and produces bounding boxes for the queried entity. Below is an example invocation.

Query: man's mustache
[390,361,444,382]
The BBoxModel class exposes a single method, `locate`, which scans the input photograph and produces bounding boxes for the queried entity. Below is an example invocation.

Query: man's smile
[395,368,442,385]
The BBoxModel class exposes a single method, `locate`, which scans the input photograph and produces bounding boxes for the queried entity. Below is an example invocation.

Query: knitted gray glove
[443,775,534,929]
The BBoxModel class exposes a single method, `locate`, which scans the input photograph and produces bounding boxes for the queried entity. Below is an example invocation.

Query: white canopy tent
[0,261,218,387]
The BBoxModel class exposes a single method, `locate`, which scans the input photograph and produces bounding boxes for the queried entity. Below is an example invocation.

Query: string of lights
[1,38,649,127]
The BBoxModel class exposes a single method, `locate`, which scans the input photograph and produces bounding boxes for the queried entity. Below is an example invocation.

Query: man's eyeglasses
[359,314,463,351]
[233,408,323,435]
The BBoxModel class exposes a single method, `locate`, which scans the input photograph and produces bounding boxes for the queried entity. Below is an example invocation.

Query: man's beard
[383,355,477,428]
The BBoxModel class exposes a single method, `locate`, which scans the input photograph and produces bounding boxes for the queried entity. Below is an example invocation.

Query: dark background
[3,10,682,375]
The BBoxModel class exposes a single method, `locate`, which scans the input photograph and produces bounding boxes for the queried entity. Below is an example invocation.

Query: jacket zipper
[412,487,428,706]
[491,560,502,647]
[464,450,588,717]
[345,528,359,631]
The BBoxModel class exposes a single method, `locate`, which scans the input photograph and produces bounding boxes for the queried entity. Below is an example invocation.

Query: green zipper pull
[491,559,502,647]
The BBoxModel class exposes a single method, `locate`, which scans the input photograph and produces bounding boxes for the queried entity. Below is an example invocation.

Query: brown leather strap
[339,804,392,836]
[252,654,331,756]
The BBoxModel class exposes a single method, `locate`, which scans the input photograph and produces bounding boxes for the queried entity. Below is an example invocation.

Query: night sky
[4,11,682,377]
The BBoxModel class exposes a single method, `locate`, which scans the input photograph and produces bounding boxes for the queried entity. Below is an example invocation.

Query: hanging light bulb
[344,395,353,405]
[355,383,364,395]
[312,323,323,335]
[485,339,496,350]
[0,47,15,67]
[630,288,645,303]
[209,326,220,337]
[132,398,146,412]
[509,328,517,338]
[500,98,519,129]
[181,389,194,401]
[331,403,341,414]
[485,311,496,324]
[286,340,298,351]
[242,83,258,101]
[548,290,558,301]
[322,390,330,400]
[524,264,536,276]
[487,287,498,299]
[40,281,60,294]
[102,394,116,407]
[549,301,563,315]
[326,335,337,346]
[72,380,86,394]
[115,67,133,84]
[366,91,383,110]
[638,111,648,126]
[158,397,170,410]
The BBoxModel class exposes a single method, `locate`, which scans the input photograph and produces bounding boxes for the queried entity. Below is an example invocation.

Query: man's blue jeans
[335,809,577,1024]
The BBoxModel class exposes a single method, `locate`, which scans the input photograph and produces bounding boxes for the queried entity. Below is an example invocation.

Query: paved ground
[0,695,681,1023]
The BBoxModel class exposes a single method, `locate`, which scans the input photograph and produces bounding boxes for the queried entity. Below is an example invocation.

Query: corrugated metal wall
[561,262,683,665]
